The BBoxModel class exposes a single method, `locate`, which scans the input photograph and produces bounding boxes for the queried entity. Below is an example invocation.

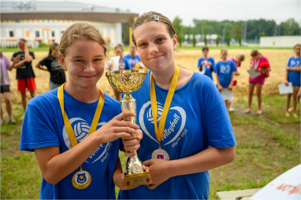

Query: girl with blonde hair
[20,22,142,199]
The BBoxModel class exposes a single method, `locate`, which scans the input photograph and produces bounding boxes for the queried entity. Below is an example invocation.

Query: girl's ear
[173,34,178,50]
[58,53,67,70]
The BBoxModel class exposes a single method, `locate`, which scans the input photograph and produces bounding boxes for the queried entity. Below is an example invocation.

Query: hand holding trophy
[106,69,152,188]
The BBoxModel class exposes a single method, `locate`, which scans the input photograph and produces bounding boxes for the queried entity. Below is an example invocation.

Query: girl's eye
[94,58,102,62]
[156,38,165,42]
[139,42,147,47]
[75,59,83,62]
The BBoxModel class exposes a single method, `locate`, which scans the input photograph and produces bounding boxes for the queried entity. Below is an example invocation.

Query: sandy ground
[2,49,293,104]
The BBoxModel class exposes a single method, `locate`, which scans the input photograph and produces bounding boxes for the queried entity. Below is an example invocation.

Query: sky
[23,0,301,26]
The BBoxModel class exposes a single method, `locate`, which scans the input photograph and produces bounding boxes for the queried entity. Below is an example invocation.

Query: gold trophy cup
[105,69,152,188]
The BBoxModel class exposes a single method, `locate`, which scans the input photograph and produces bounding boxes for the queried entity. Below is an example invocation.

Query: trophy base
[124,172,152,188]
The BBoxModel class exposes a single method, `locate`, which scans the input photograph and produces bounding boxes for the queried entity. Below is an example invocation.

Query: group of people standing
[0,39,66,124]
[197,44,300,117]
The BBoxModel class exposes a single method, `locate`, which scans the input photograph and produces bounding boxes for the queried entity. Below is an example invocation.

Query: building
[260,36,301,47]
[0,0,138,48]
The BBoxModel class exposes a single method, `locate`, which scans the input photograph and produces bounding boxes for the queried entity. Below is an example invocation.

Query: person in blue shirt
[214,48,237,110]
[119,11,236,200]
[197,46,215,80]
[19,22,142,199]
[123,43,140,69]
[285,44,301,118]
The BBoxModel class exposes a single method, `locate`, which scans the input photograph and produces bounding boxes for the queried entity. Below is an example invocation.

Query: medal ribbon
[57,84,105,147]
[150,65,180,142]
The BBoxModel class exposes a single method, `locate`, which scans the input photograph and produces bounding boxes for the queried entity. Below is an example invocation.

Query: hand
[284,80,289,86]
[143,159,171,190]
[286,67,290,71]
[13,55,21,63]
[201,61,204,66]
[207,61,212,66]
[218,85,223,92]
[234,71,240,76]
[250,61,254,68]
[109,62,113,70]
[227,85,233,90]
[96,111,139,144]
[123,129,143,157]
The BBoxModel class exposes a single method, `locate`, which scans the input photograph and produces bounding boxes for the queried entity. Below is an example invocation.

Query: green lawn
[1,96,300,199]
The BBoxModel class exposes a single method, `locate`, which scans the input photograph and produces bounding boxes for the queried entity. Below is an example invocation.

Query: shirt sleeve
[286,57,291,67]
[211,58,215,69]
[136,55,140,62]
[197,58,202,67]
[20,99,60,152]
[30,52,35,59]
[3,55,11,69]
[231,61,237,72]
[201,79,236,148]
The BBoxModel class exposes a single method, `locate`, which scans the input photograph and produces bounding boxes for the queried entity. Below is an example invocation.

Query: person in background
[214,48,237,110]
[0,51,17,124]
[123,43,140,69]
[285,44,301,118]
[228,54,245,111]
[197,46,215,80]
[11,38,36,120]
[245,50,271,115]
[36,42,66,91]
[108,44,127,101]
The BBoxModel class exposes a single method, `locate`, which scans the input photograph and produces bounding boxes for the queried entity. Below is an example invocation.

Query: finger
[115,132,136,140]
[147,184,158,190]
[143,159,154,166]
[113,121,140,130]
[123,139,138,146]
[124,144,140,152]
[135,129,143,140]
[125,151,136,157]
[114,126,138,135]
[114,111,136,121]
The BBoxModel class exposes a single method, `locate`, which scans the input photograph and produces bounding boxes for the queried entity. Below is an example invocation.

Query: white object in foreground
[251,164,301,200]
[221,90,233,100]
[199,65,206,75]
[278,83,293,94]
[247,69,261,79]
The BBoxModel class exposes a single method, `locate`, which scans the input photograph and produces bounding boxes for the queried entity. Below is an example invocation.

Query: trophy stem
[120,93,136,123]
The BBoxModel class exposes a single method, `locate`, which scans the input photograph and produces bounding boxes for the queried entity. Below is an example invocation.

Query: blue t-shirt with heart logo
[214,60,237,88]
[118,70,236,199]
[287,56,301,86]
[20,88,121,199]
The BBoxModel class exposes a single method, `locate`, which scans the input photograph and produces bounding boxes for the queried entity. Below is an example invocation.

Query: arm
[286,66,301,71]
[284,68,289,86]
[7,56,19,71]
[13,59,26,69]
[227,71,235,89]
[24,42,33,62]
[143,146,235,189]
[34,111,141,185]
[215,73,223,91]
[36,63,48,71]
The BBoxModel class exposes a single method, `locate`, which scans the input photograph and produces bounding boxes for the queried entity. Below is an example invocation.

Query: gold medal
[58,84,105,189]
[150,66,180,160]
[72,166,92,189]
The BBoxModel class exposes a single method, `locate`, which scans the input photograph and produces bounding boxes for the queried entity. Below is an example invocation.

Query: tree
[238,35,241,46]
[192,34,196,47]
[261,32,265,37]
[122,15,135,45]
[172,16,183,47]
[227,35,230,46]
[231,22,242,40]
[204,34,207,45]
[216,35,219,47]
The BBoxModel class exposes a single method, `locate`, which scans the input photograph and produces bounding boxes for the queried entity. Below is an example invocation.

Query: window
[9,31,14,37]
[26,30,30,37]
[61,31,64,34]
[35,31,40,37]
[52,31,55,37]
[15,19,21,23]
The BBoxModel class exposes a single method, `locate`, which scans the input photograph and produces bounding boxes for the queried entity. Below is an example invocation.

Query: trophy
[105,69,152,188]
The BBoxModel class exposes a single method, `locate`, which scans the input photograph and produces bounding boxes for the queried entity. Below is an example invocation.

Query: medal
[72,166,92,189]
[58,84,105,189]
[150,65,180,161]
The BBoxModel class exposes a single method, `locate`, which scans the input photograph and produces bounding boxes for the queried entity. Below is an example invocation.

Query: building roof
[1,0,138,23]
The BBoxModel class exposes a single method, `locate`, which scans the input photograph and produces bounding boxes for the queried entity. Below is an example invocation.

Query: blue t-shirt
[118,71,236,199]
[197,57,215,80]
[123,54,140,69]
[20,88,121,199]
[214,60,237,88]
[287,56,301,86]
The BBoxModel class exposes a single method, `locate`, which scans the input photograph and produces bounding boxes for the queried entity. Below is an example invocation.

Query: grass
[1,96,300,199]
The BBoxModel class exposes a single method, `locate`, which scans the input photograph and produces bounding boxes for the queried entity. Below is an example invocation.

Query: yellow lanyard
[150,65,180,142]
[57,84,105,147]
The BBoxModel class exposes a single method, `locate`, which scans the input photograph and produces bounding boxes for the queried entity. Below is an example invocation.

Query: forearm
[229,72,235,86]
[113,157,123,182]
[24,46,31,62]
[35,132,103,184]
[285,70,289,81]
[287,67,301,71]
[13,60,26,69]
[215,73,221,87]
[36,63,48,71]
[168,146,235,177]
[8,63,15,71]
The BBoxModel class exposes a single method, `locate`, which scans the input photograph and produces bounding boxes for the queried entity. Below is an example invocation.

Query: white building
[260,36,301,47]
[0,0,138,48]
